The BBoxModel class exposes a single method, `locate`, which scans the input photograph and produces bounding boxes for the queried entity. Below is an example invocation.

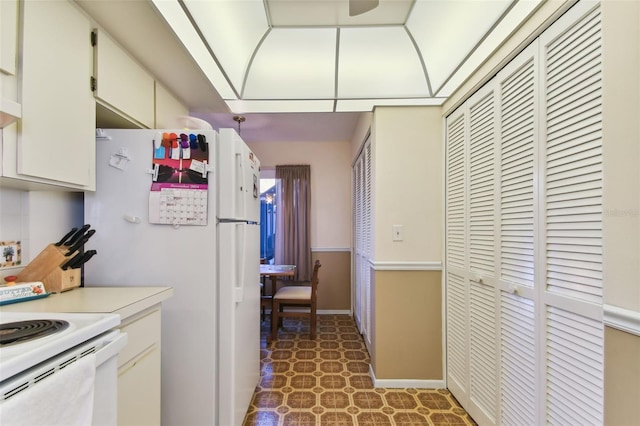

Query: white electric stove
[0,311,120,382]
[0,311,126,424]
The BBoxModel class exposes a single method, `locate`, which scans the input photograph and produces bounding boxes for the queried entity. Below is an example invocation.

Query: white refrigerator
[84,127,260,426]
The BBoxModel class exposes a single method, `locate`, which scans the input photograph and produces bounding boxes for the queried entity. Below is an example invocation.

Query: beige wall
[602,0,640,312]
[364,106,444,382]
[372,270,442,380]
[604,327,640,425]
[372,106,443,262]
[601,3,640,424]
[248,140,352,250]
[313,250,351,311]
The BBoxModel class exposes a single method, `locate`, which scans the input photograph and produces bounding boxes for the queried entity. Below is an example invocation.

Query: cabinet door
[0,0,17,75]
[93,28,154,129]
[118,346,161,426]
[19,0,95,188]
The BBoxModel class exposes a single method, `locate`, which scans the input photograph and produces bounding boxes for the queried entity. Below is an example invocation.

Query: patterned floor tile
[243,315,476,426]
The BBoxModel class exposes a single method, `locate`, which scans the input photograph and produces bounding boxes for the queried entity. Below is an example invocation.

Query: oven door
[0,329,127,425]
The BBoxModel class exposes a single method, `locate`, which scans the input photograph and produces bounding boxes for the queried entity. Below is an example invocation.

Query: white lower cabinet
[117,308,162,426]
[0,287,173,425]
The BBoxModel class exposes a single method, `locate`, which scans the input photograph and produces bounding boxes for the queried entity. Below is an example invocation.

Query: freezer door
[217,128,261,222]
[217,222,260,426]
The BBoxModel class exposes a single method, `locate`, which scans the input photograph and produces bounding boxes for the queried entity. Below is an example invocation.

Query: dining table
[260,264,296,297]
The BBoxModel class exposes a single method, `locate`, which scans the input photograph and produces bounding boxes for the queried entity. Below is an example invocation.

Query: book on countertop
[0,281,48,305]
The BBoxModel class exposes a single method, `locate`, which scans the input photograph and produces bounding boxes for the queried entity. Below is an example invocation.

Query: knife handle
[61,252,83,270]
[65,224,91,246]
[65,235,90,256]
[55,227,78,246]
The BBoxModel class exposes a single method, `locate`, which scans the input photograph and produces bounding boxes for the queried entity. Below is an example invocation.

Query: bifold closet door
[495,41,539,426]
[444,108,469,405]
[539,2,604,424]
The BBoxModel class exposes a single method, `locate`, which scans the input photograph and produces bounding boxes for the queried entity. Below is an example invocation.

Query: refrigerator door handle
[233,223,246,303]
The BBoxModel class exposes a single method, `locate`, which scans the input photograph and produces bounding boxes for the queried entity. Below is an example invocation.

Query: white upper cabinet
[93,28,155,129]
[0,0,17,75]
[0,0,21,128]
[13,0,95,190]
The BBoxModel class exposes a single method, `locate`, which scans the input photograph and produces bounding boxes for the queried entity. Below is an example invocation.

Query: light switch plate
[392,225,403,241]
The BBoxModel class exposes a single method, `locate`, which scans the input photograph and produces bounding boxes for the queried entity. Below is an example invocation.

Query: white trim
[604,304,640,337]
[318,309,351,315]
[370,260,442,271]
[311,247,351,252]
[369,365,445,389]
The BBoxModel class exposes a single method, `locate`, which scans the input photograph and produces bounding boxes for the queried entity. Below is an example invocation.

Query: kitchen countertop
[0,286,173,321]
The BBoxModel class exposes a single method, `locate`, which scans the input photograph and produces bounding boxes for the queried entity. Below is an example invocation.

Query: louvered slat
[447,272,467,390]
[544,5,603,304]
[500,293,536,426]
[546,306,603,425]
[470,283,497,422]
[469,92,496,277]
[447,115,466,270]
[500,57,536,288]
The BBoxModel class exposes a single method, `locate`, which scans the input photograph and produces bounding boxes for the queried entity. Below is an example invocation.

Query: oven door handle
[95,330,128,367]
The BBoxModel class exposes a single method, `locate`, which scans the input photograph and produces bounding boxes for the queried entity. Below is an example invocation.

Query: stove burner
[0,320,70,346]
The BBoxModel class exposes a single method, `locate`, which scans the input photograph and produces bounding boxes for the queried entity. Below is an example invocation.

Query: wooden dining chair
[259,258,270,321]
[271,260,322,340]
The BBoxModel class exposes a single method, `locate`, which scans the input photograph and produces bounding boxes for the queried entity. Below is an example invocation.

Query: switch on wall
[392,225,404,241]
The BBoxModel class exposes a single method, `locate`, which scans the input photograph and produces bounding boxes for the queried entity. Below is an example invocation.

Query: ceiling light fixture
[233,115,246,135]
[349,0,379,17]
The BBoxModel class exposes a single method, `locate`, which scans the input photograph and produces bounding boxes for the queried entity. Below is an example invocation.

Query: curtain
[275,165,311,281]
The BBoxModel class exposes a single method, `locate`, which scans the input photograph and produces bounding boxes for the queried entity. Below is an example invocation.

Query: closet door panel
[445,110,469,401]
[541,3,604,425]
[353,158,363,332]
[467,86,499,425]
[498,45,537,290]
[496,43,539,425]
[500,293,536,425]
[543,3,604,304]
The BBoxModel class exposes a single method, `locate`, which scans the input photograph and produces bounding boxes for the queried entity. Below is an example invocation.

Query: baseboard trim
[369,365,445,389]
[267,308,351,315]
[604,304,640,337]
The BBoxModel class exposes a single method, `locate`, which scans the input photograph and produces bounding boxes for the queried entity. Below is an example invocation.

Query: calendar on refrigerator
[148,132,210,225]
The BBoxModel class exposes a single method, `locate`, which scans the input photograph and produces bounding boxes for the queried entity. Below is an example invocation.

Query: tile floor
[243,314,477,425]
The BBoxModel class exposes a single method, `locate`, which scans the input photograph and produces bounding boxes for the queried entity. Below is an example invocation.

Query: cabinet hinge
[91,76,97,92]
[91,30,97,47]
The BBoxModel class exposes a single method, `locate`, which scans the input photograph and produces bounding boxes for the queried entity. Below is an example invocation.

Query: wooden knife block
[16,244,81,293]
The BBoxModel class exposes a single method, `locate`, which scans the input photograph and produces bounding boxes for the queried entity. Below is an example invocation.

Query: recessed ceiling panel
[437,0,543,97]
[184,0,268,94]
[244,28,336,99]
[407,0,513,93]
[338,27,428,99]
[266,0,413,27]
[225,99,335,113]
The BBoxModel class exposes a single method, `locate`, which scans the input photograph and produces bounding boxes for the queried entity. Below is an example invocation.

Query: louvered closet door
[363,140,373,347]
[496,42,539,426]
[353,157,364,332]
[445,107,468,402]
[467,84,499,426]
[540,2,604,424]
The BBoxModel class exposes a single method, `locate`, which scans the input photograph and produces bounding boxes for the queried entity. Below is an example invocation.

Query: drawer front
[118,308,161,367]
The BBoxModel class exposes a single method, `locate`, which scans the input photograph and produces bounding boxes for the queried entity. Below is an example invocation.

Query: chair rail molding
[369,260,443,271]
[604,304,640,337]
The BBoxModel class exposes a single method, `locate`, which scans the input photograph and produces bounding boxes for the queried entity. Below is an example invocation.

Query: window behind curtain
[260,178,277,263]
